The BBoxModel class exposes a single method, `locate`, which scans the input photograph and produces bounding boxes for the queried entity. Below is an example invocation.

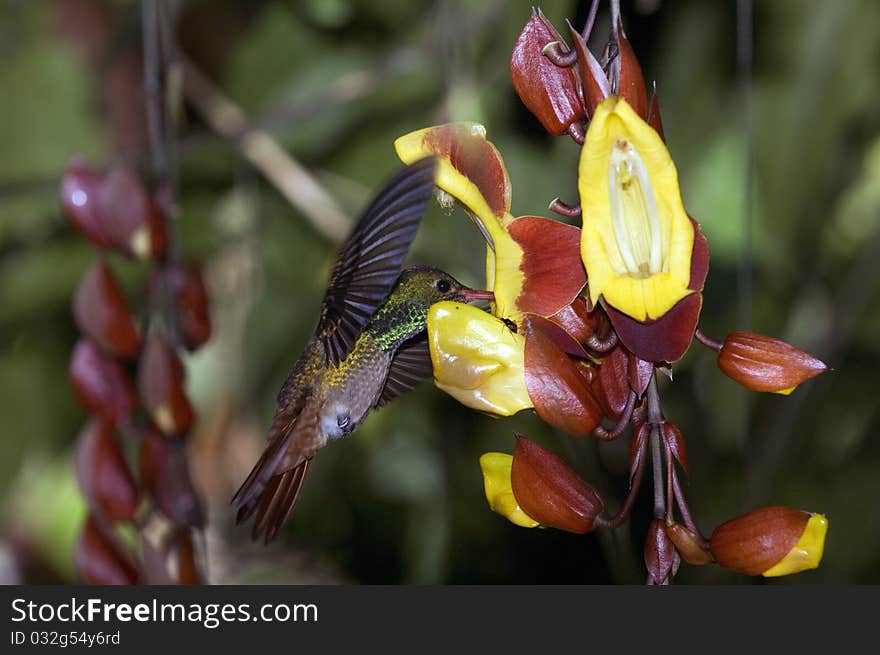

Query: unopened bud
[645,518,676,584]
[510,435,603,533]
[137,335,194,436]
[717,331,828,394]
[665,522,711,565]
[709,506,828,577]
[74,420,139,523]
[75,515,140,585]
[510,9,585,135]
[73,260,141,358]
[69,338,136,424]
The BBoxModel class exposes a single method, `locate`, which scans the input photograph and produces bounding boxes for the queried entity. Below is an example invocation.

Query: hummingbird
[233,157,493,543]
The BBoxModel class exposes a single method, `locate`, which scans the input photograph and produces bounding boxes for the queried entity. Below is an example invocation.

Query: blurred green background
[1,0,878,584]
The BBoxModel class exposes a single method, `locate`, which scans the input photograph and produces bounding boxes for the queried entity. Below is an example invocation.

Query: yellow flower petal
[762,514,828,577]
[479,452,539,528]
[395,124,525,321]
[427,301,532,416]
[579,96,694,320]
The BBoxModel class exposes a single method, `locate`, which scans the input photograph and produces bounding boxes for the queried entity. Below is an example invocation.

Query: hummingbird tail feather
[232,397,319,542]
[250,460,311,544]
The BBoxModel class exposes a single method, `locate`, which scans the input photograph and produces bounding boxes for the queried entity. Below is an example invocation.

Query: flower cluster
[62,158,210,584]
[397,3,829,583]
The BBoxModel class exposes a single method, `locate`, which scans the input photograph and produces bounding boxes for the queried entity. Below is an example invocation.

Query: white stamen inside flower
[608,139,664,278]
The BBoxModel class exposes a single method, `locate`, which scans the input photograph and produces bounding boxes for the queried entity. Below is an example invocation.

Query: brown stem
[694,328,723,352]
[594,433,646,529]
[548,197,582,218]
[593,390,636,441]
[646,375,665,519]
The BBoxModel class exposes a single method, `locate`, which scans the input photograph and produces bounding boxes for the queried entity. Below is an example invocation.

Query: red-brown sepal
[510,434,604,533]
[148,263,212,351]
[645,518,677,584]
[523,316,602,436]
[510,9,585,136]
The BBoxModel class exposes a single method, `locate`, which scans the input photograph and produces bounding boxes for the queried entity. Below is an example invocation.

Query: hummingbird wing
[374,333,434,408]
[315,157,438,366]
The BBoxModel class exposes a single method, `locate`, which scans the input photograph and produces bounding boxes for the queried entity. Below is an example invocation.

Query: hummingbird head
[393,265,494,309]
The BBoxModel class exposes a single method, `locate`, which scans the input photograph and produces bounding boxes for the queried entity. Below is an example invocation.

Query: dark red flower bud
[69,338,137,424]
[660,420,688,472]
[645,518,676,584]
[140,428,204,527]
[74,420,139,522]
[61,157,113,249]
[510,8,585,135]
[523,316,603,436]
[592,344,630,419]
[73,259,141,358]
[510,434,604,533]
[148,263,212,351]
[137,334,194,436]
[717,331,828,394]
[665,522,712,566]
[710,506,828,577]
[98,166,168,259]
[75,515,140,585]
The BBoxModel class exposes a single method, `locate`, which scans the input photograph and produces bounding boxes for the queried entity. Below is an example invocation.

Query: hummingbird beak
[461,288,495,303]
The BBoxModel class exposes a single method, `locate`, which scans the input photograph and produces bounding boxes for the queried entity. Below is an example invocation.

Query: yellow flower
[478,452,539,528]
[426,301,532,416]
[579,96,695,321]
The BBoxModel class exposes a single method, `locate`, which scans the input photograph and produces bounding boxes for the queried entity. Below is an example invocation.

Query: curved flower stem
[567,122,586,145]
[548,197,582,218]
[582,0,601,40]
[694,328,723,352]
[593,390,636,440]
[585,329,617,353]
[672,468,709,548]
[542,41,578,68]
[594,433,647,529]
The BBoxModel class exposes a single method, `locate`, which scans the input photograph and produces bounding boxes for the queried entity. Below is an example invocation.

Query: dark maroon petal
[604,293,702,363]
[69,338,137,424]
[688,215,710,292]
[73,259,142,358]
[74,419,140,522]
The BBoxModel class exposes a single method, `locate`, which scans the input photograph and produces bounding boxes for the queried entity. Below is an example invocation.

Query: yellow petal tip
[762,513,828,577]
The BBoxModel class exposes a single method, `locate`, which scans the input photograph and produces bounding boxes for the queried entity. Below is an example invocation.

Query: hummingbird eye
[436,279,451,293]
